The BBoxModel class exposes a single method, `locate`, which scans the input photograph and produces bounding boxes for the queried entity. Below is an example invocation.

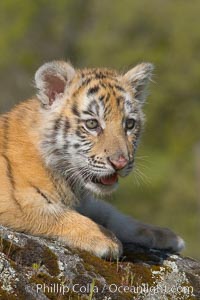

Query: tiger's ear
[35,60,75,106]
[123,63,154,104]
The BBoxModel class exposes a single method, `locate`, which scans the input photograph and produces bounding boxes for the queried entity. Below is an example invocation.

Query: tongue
[100,173,118,185]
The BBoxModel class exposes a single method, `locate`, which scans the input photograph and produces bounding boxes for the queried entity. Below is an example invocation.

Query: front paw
[63,225,123,260]
[149,226,185,252]
[120,218,185,252]
[132,224,185,253]
[90,228,123,259]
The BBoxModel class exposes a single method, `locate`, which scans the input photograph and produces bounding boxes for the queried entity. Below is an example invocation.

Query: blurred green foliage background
[0,0,199,258]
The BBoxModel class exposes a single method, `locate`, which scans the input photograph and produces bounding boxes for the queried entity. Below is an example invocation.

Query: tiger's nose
[108,154,128,170]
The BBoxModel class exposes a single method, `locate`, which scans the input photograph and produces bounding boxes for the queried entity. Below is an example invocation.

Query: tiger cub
[0,61,184,258]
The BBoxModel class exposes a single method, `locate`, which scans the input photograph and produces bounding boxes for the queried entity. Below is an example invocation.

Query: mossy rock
[0,226,199,300]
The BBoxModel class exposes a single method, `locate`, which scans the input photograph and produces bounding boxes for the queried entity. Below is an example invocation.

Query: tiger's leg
[0,194,122,259]
[77,196,185,252]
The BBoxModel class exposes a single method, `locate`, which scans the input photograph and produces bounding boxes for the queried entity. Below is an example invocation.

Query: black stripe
[99,95,105,102]
[79,126,89,135]
[108,83,114,89]
[105,106,112,116]
[99,82,106,89]
[115,85,125,92]
[2,116,22,211]
[87,100,100,117]
[73,143,80,149]
[116,96,124,106]
[1,154,15,188]
[75,129,85,138]
[51,117,62,145]
[82,110,95,117]
[90,165,107,170]
[79,149,89,154]
[2,116,9,149]
[87,85,99,96]
[54,117,62,131]
[64,117,70,131]
[82,141,92,147]
[95,72,106,79]
[1,154,22,211]
[71,77,93,97]
[51,148,65,156]
[82,78,92,86]
[105,93,110,103]
[104,104,112,118]
[32,186,52,204]
[63,142,69,150]
[72,103,80,117]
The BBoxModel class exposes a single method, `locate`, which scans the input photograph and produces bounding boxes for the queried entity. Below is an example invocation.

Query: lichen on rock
[0,226,199,300]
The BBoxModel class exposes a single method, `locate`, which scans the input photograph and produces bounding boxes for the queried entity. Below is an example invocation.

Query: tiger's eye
[85,119,99,130]
[125,118,136,130]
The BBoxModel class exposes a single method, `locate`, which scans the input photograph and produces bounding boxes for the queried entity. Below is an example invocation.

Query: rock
[0,225,199,300]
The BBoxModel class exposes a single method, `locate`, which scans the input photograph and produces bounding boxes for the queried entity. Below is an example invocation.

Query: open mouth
[91,173,118,186]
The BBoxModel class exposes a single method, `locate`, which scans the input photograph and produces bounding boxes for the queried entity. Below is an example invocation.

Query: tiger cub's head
[35,60,153,195]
